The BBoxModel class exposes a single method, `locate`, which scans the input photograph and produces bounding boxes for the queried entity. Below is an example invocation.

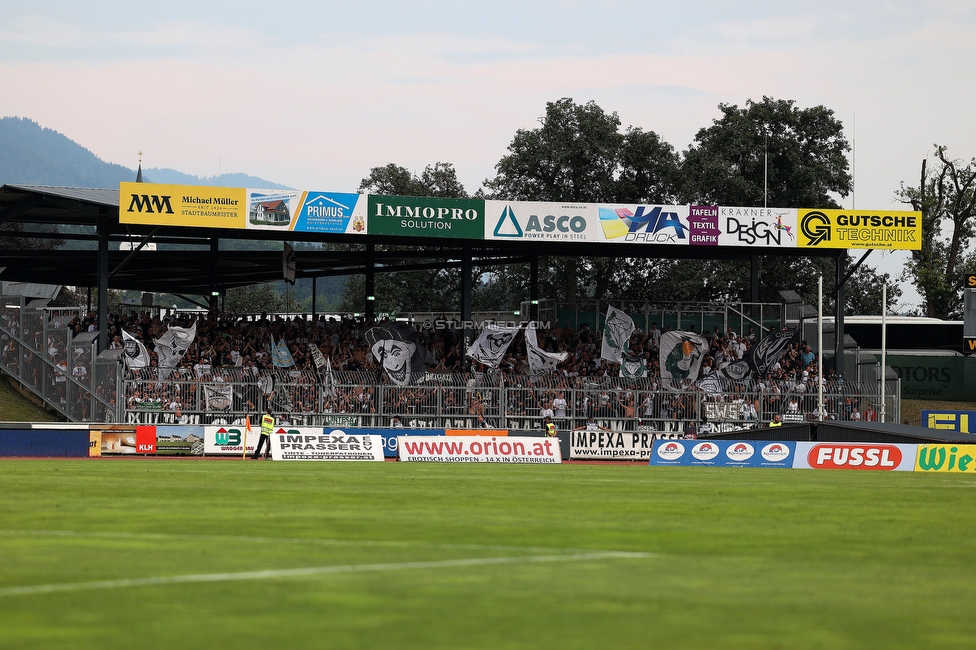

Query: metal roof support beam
[209,237,219,316]
[97,210,109,353]
[109,227,159,278]
[461,242,473,366]
[835,251,846,378]
[530,255,539,322]
[365,243,375,324]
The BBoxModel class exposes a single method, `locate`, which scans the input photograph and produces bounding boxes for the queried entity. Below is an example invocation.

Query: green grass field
[0,460,974,649]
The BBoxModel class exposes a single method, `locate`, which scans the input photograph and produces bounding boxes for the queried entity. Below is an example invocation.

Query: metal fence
[119,367,900,434]
[0,294,900,432]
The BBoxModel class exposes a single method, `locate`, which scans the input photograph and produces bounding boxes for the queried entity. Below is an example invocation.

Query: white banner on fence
[397,435,561,464]
[271,429,384,461]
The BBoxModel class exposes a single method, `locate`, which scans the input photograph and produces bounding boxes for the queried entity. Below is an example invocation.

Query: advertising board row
[649,440,976,473]
[119,182,922,251]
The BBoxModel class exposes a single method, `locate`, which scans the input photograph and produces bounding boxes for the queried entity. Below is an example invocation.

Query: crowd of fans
[0,306,878,426]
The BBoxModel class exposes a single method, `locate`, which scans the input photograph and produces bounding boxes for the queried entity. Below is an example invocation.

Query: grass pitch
[0,460,974,649]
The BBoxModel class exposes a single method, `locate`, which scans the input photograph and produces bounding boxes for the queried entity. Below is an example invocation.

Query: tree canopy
[896,145,976,319]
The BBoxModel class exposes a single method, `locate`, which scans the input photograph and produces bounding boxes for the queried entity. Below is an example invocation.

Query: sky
[2,0,974,311]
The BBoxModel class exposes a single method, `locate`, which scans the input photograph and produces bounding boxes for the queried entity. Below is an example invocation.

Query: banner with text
[792,442,917,471]
[271,429,384,461]
[796,209,921,250]
[397,435,561,463]
[367,195,484,239]
[120,182,247,229]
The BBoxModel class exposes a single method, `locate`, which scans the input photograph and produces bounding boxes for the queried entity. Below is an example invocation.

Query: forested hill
[0,117,134,187]
[0,117,287,189]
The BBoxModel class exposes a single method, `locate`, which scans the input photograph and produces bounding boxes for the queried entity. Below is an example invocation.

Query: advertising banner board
[915,444,976,473]
[120,182,247,229]
[923,411,975,434]
[317,427,444,458]
[397,435,561,463]
[204,424,258,455]
[484,201,599,242]
[271,430,384,461]
[710,206,798,248]
[649,439,795,467]
[796,209,921,250]
[571,431,668,461]
[367,195,484,239]
[246,190,367,234]
[597,204,691,245]
[792,442,917,471]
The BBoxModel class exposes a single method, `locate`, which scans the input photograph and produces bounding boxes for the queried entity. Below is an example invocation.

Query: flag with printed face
[659,331,708,385]
[601,306,635,363]
[121,330,150,369]
[154,321,196,380]
[745,329,799,377]
[525,324,567,376]
[364,323,435,386]
[619,353,647,378]
[466,325,520,368]
[271,337,296,368]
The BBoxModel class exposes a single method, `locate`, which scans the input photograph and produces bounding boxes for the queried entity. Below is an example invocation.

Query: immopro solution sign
[367,195,484,239]
[796,209,922,250]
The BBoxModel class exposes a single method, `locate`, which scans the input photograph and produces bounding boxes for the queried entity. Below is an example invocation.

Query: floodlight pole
[818,275,823,421]
[881,283,887,423]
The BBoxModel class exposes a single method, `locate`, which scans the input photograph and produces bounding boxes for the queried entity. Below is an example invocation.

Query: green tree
[224,283,283,314]
[896,145,976,318]
[358,162,467,198]
[680,96,852,208]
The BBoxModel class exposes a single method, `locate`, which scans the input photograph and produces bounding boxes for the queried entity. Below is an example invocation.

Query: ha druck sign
[270,428,384,461]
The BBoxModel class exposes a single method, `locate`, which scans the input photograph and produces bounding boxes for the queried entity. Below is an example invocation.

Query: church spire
[136,151,143,182]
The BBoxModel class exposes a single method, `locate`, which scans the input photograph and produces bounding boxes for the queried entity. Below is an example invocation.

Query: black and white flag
[659,331,708,386]
[121,330,150,369]
[466,325,520,368]
[619,353,647,378]
[745,329,799,377]
[155,322,196,380]
[525,324,567,376]
[601,306,635,363]
[364,324,435,386]
[203,383,233,411]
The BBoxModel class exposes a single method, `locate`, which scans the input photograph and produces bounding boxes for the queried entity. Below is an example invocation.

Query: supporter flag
[364,323,434,386]
[525,324,567,376]
[155,321,196,380]
[745,329,799,377]
[121,330,150,369]
[271,380,294,411]
[601,306,635,363]
[466,325,520,368]
[619,353,647,378]
[323,356,337,399]
[309,343,327,371]
[717,359,751,380]
[271,337,296,368]
[203,383,233,411]
[659,331,708,386]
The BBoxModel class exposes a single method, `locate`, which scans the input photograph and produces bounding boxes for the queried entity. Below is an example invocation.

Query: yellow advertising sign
[915,444,976,473]
[797,209,921,250]
[88,430,101,457]
[119,182,247,229]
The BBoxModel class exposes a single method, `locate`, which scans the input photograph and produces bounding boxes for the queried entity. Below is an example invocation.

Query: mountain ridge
[0,116,288,189]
